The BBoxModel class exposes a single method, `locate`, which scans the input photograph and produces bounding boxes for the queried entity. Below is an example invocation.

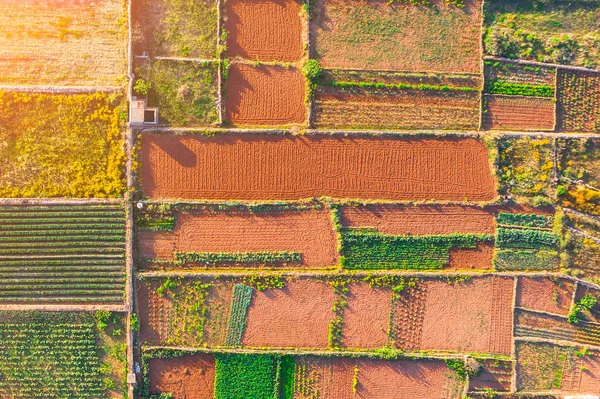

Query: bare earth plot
[0,0,127,86]
[141,133,497,201]
[149,354,215,399]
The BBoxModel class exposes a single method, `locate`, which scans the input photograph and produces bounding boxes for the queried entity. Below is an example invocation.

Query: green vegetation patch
[497,212,553,228]
[496,227,559,250]
[558,138,600,188]
[174,251,302,266]
[516,341,576,391]
[484,0,600,69]
[0,91,126,198]
[279,355,295,399]
[486,80,554,97]
[136,59,218,126]
[225,284,253,347]
[214,353,279,399]
[493,249,560,271]
[341,230,493,270]
[324,81,478,92]
[0,311,126,399]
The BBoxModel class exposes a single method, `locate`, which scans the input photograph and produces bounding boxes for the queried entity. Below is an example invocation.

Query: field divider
[515,336,600,352]
[514,306,568,321]
[153,56,219,63]
[0,198,125,205]
[510,275,518,393]
[483,56,600,74]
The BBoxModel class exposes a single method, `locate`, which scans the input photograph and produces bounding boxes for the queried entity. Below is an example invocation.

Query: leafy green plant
[134,79,152,96]
[493,249,560,271]
[225,284,254,347]
[302,59,323,83]
[241,275,286,291]
[486,80,554,97]
[157,278,177,297]
[173,251,301,266]
[496,227,559,250]
[496,212,553,228]
[326,80,478,92]
[214,354,278,399]
[328,280,349,349]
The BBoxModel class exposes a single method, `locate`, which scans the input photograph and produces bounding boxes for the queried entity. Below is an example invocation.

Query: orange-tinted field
[419,276,514,355]
[340,204,495,235]
[483,94,555,131]
[139,208,339,268]
[517,277,574,316]
[149,354,215,399]
[225,0,303,62]
[141,134,497,201]
[342,283,391,349]
[243,279,336,348]
[225,64,305,125]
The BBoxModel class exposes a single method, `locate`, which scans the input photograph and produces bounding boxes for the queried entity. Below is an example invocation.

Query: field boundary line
[484,56,600,74]
[553,67,559,131]
[0,85,123,93]
[216,0,224,125]
[510,276,518,393]
[322,67,482,79]
[0,304,128,312]
[515,336,600,351]
[153,56,219,63]
[514,306,568,320]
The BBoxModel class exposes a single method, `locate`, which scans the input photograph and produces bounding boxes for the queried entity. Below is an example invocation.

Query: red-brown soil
[243,279,335,348]
[468,358,513,393]
[356,359,463,399]
[420,276,514,355]
[446,241,494,270]
[392,281,428,351]
[225,64,305,125]
[483,94,555,131]
[149,354,215,399]
[565,350,600,394]
[313,89,480,130]
[293,357,355,399]
[340,204,495,235]
[138,280,174,344]
[139,208,339,268]
[141,133,497,201]
[517,277,574,316]
[225,0,303,62]
[203,281,235,347]
[342,283,391,349]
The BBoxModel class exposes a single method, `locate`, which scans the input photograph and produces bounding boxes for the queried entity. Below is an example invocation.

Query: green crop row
[496,212,553,228]
[496,227,559,250]
[325,80,478,92]
[0,217,124,225]
[215,353,279,399]
[0,223,125,230]
[0,241,125,249]
[174,251,302,265]
[486,81,554,97]
[341,230,493,270]
[0,247,125,255]
[0,259,124,266]
[0,205,123,212]
[225,284,254,347]
[0,235,125,243]
[493,249,560,271]
[0,229,125,237]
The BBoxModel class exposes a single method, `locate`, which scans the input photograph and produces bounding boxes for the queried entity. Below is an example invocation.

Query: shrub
[134,79,152,96]
[302,59,323,83]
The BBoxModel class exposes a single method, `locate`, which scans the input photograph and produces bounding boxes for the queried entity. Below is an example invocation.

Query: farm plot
[558,138,600,189]
[0,0,127,86]
[138,204,338,269]
[225,0,304,62]
[148,354,215,399]
[131,0,218,58]
[0,203,126,304]
[557,69,600,132]
[134,59,219,126]
[419,276,514,355]
[516,341,600,394]
[225,63,306,125]
[243,279,335,349]
[517,277,574,316]
[0,311,126,399]
[574,285,600,324]
[0,91,126,198]
[140,133,497,201]
[313,85,480,130]
[312,0,483,73]
[515,309,600,348]
[468,358,513,394]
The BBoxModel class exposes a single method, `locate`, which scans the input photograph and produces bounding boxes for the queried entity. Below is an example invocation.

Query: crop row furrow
[0,229,125,237]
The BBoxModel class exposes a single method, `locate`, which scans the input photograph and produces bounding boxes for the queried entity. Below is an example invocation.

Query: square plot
[225,0,304,62]
[225,63,306,125]
[149,354,216,399]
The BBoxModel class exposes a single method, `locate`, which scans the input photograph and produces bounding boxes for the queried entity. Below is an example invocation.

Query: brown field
[243,279,335,348]
[557,69,600,133]
[468,358,513,393]
[149,354,215,399]
[139,208,339,268]
[446,241,494,270]
[517,277,574,316]
[138,280,174,344]
[294,357,355,399]
[0,0,127,85]
[141,133,497,201]
[225,63,305,125]
[342,283,391,349]
[392,280,428,351]
[225,0,303,62]
[483,94,556,131]
[313,88,480,130]
[420,276,514,355]
[340,204,495,235]
[312,0,483,73]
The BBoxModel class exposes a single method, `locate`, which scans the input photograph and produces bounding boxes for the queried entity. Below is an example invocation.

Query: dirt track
[141,133,497,201]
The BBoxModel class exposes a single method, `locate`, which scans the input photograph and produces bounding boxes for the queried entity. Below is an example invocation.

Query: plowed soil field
[149,354,215,399]
[420,276,514,355]
[340,204,495,235]
[517,277,574,316]
[483,94,555,131]
[446,241,494,270]
[139,208,339,268]
[557,69,600,132]
[342,283,391,349]
[141,133,497,201]
[242,279,335,348]
[313,89,480,130]
[225,0,303,61]
[137,280,174,344]
[225,64,305,125]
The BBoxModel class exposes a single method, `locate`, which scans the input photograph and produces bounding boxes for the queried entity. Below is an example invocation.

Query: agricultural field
[0,203,126,304]
[0,0,127,86]
[312,0,483,73]
[557,69,600,133]
[139,133,496,201]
